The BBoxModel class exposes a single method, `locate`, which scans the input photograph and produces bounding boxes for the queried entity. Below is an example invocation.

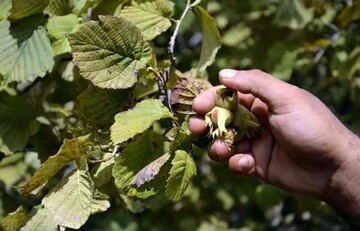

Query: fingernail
[238,157,249,170]
[220,69,237,78]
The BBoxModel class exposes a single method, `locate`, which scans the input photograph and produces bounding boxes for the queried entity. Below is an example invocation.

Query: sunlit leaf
[111,99,173,144]
[118,0,173,40]
[0,16,54,83]
[41,158,110,229]
[165,150,196,201]
[44,0,72,16]
[192,6,222,72]
[19,139,88,195]
[0,207,27,231]
[68,15,153,89]
[274,0,313,30]
[0,0,11,20]
[20,208,57,231]
[46,14,81,55]
[9,0,49,20]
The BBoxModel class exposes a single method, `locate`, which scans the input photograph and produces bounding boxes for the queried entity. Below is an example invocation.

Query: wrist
[322,131,360,221]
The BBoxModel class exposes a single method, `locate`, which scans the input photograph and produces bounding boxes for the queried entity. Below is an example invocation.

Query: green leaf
[111,99,173,144]
[222,23,251,47]
[46,14,81,55]
[0,93,38,152]
[338,1,360,27]
[68,15,153,89]
[0,16,54,83]
[0,158,27,189]
[266,42,299,81]
[75,85,132,129]
[41,158,110,229]
[9,0,50,21]
[169,122,192,152]
[192,6,222,72]
[118,0,173,40]
[72,0,104,15]
[165,150,196,201]
[112,131,166,198]
[0,207,27,231]
[20,208,57,231]
[255,184,286,210]
[274,0,313,30]
[90,153,115,188]
[19,139,88,195]
[44,0,72,16]
[0,0,11,20]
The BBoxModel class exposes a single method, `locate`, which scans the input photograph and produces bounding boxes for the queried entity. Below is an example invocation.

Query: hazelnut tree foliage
[0,0,359,230]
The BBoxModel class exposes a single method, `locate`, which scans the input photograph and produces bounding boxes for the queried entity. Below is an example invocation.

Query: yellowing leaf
[165,150,196,201]
[68,15,153,89]
[46,14,80,55]
[19,139,88,195]
[9,0,49,20]
[119,0,173,40]
[338,1,360,27]
[0,16,54,83]
[0,208,27,231]
[192,6,222,72]
[41,158,110,229]
[111,99,173,144]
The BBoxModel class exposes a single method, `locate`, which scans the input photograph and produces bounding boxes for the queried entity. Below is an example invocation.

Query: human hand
[189,69,360,217]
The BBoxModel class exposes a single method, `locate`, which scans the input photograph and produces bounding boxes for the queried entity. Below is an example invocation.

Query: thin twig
[89,145,120,163]
[168,0,192,73]
[313,23,341,64]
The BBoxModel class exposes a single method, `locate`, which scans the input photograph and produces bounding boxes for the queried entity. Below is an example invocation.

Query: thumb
[219,69,297,107]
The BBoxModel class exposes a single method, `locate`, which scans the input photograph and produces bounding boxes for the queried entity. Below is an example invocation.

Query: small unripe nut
[205,88,261,147]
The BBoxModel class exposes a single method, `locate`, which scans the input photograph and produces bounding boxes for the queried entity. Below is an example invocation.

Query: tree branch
[168,0,192,72]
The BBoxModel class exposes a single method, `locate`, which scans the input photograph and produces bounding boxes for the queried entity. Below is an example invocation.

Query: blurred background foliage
[1,0,359,230]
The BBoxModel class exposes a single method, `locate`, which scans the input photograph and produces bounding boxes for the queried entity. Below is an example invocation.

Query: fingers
[192,87,221,114]
[192,86,257,115]
[219,69,297,109]
[207,138,252,162]
[189,115,208,136]
[229,154,256,176]
[251,128,274,180]
[206,128,274,181]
